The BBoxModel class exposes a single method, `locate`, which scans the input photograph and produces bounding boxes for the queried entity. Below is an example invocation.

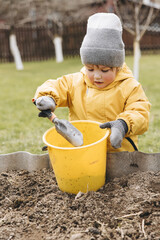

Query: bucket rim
[43,120,110,150]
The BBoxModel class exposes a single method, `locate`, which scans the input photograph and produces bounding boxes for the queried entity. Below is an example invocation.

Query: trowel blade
[54,119,83,147]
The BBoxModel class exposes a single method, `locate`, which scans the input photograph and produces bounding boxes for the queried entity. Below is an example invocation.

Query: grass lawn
[0,55,160,154]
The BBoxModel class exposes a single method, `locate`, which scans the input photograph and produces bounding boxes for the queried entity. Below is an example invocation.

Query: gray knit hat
[80,13,125,67]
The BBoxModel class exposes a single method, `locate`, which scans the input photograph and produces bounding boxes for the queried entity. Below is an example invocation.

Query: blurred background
[0,0,160,154]
[0,0,159,64]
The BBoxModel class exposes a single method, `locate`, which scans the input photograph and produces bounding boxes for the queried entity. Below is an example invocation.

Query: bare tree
[113,0,160,81]
[0,0,31,69]
[0,0,106,63]
[27,0,107,62]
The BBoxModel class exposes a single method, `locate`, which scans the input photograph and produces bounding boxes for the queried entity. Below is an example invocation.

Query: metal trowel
[38,109,83,147]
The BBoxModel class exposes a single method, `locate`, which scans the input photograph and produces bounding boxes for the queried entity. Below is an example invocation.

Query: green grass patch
[0,55,159,154]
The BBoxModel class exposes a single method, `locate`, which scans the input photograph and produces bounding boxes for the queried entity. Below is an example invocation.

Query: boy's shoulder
[120,76,140,87]
[117,63,140,87]
[62,70,84,82]
[62,70,84,89]
[118,77,140,96]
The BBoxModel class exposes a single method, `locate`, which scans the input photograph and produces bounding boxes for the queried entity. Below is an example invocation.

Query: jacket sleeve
[33,74,74,107]
[116,81,151,136]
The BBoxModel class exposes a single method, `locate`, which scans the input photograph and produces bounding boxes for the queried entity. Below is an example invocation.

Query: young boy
[33,13,150,153]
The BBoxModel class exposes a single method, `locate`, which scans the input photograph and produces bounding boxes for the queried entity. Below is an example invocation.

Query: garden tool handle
[48,112,57,123]
[38,109,58,123]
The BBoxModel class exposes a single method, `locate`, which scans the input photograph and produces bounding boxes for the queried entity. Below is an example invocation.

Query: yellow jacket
[34,63,151,152]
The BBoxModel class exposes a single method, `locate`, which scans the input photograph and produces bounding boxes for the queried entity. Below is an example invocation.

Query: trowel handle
[48,112,57,123]
[38,109,57,123]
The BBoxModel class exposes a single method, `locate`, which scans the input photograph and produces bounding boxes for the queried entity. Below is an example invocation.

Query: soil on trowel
[0,169,160,240]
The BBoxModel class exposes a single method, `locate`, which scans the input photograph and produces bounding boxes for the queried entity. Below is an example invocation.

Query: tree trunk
[53,36,63,63]
[133,39,141,81]
[9,34,24,70]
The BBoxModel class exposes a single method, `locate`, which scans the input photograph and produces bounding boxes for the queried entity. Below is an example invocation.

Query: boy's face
[85,64,117,89]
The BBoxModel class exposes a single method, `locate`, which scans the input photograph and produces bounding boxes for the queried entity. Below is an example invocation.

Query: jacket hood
[80,62,134,90]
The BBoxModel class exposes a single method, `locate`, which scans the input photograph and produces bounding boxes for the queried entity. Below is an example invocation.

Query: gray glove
[100,119,128,149]
[35,96,56,112]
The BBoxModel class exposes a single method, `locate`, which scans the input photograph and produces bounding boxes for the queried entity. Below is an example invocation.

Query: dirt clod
[0,169,160,240]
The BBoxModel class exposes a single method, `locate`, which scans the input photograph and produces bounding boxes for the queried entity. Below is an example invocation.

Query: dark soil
[0,169,160,240]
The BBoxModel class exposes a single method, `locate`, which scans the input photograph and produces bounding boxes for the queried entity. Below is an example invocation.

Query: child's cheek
[87,72,94,83]
[103,72,115,83]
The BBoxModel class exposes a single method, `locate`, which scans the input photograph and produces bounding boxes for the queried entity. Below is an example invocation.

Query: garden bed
[0,169,160,240]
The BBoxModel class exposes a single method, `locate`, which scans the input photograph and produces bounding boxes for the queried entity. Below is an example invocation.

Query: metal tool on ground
[38,109,83,147]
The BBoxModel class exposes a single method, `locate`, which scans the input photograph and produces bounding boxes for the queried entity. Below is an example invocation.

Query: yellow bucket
[43,120,109,194]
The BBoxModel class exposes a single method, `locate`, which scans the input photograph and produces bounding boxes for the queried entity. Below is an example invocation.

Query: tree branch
[139,7,154,40]
[134,4,140,41]
[46,28,54,40]
[113,0,135,35]
[123,24,135,36]
[113,0,123,24]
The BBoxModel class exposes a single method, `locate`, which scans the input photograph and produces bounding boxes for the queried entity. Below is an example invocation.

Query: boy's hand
[35,96,56,112]
[99,120,128,149]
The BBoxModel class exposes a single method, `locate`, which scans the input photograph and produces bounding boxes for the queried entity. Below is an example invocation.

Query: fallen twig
[75,191,84,200]
[117,227,125,239]
[120,228,124,239]
[115,211,143,219]
[142,219,147,239]
[5,197,13,204]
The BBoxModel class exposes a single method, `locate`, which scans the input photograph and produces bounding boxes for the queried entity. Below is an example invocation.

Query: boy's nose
[94,71,101,80]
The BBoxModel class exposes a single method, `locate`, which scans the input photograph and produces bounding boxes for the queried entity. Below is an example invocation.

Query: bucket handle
[125,137,138,151]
